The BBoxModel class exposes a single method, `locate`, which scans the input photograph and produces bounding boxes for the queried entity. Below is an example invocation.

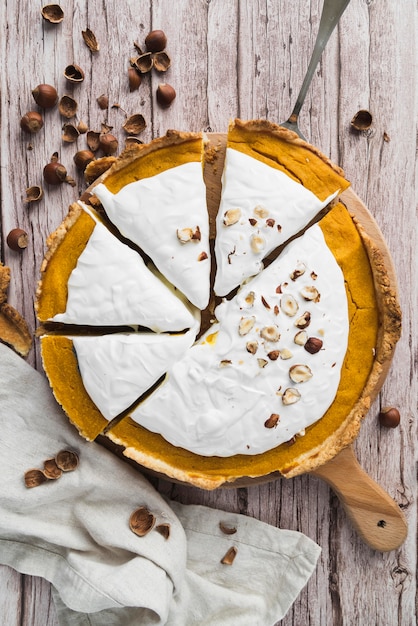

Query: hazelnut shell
[41,4,64,24]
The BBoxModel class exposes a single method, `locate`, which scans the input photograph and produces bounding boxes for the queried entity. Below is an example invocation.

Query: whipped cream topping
[94,161,210,309]
[71,315,200,420]
[130,224,348,457]
[214,148,339,296]
[52,209,196,332]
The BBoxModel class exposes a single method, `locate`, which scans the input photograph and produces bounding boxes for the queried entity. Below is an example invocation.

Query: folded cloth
[0,343,321,625]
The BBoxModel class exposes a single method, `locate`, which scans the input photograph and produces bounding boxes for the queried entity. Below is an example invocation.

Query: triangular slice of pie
[36,203,196,332]
[41,317,199,424]
[214,119,351,296]
[93,131,210,309]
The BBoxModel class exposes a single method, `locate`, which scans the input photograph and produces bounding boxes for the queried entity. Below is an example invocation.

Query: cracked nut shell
[351,109,373,131]
[25,469,48,488]
[55,449,79,471]
[129,507,156,536]
[64,64,85,83]
[41,4,64,23]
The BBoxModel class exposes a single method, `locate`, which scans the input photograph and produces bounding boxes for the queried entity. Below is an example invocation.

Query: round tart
[36,119,401,489]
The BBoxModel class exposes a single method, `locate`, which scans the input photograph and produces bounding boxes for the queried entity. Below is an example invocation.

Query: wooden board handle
[312,446,407,551]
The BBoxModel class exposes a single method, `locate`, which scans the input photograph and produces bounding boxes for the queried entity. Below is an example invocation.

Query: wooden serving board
[202,133,407,551]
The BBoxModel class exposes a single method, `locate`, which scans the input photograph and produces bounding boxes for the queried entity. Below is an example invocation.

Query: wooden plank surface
[0,0,416,624]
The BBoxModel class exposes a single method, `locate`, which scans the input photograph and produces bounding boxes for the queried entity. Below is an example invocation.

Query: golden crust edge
[94,128,206,185]
[231,118,347,178]
[34,202,84,316]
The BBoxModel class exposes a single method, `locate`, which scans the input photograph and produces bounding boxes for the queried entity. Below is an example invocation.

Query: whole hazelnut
[20,111,44,133]
[156,83,176,108]
[32,84,58,109]
[128,67,142,92]
[145,29,167,53]
[99,133,118,155]
[43,160,68,185]
[7,228,28,251]
[73,150,95,171]
[378,407,400,428]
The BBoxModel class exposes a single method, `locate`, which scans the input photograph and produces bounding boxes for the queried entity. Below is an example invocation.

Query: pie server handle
[311,445,408,551]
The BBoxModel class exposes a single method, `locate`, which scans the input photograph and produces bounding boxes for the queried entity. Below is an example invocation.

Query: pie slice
[93,132,210,309]
[214,119,351,296]
[36,203,196,332]
[40,317,199,426]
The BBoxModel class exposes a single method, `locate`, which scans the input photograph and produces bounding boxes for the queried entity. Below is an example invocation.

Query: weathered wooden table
[1,1,416,624]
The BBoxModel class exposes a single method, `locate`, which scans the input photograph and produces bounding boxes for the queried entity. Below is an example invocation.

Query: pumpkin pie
[36,120,401,489]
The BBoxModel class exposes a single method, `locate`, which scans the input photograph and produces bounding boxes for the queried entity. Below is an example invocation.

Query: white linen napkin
[0,343,321,625]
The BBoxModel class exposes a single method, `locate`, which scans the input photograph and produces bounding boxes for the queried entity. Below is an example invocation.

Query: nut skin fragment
[62,123,80,143]
[55,449,79,471]
[264,413,280,428]
[304,337,323,354]
[378,407,400,428]
[24,469,48,488]
[220,546,238,565]
[129,507,156,537]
